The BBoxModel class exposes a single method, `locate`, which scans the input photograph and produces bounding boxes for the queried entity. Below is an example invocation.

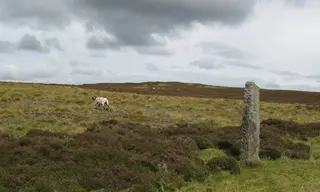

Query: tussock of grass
[199,148,227,163]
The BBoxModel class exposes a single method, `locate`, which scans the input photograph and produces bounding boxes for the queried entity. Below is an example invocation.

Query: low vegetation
[0,81,320,191]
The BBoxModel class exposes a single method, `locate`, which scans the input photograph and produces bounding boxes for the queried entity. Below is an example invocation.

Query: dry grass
[0,82,318,139]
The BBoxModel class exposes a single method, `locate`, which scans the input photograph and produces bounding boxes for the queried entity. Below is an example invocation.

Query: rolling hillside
[0,81,320,192]
[79,81,320,104]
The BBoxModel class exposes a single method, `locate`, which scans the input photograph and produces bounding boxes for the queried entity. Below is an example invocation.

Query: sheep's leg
[94,101,100,109]
[105,101,111,110]
[101,102,109,110]
[103,103,109,110]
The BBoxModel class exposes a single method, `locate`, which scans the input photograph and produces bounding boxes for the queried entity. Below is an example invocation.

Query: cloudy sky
[0,0,320,91]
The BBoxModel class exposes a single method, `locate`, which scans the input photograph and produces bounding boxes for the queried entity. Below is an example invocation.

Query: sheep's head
[92,95,97,100]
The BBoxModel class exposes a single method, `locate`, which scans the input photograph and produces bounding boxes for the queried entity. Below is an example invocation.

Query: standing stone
[240,81,261,166]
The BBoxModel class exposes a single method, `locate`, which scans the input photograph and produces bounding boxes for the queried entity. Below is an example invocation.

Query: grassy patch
[199,148,227,163]
[310,136,320,159]
[1,83,320,138]
[178,158,320,192]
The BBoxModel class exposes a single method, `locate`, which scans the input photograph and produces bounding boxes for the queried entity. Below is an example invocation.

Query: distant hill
[1,81,319,104]
[78,81,320,104]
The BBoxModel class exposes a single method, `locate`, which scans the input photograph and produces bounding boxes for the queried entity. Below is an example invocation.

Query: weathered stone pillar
[240,81,261,166]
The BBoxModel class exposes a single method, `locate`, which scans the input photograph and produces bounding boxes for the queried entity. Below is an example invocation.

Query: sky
[0,0,320,92]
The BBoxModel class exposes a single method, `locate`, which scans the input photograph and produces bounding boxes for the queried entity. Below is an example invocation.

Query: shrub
[207,156,240,175]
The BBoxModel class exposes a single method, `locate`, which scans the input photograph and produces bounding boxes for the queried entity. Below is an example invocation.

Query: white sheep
[92,95,110,109]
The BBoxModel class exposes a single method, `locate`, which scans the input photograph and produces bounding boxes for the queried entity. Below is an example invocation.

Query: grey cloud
[195,41,254,60]
[190,59,224,70]
[69,60,104,76]
[195,42,263,70]
[78,0,256,47]
[135,46,173,56]
[268,69,303,81]
[305,74,320,83]
[86,35,120,50]
[225,60,262,69]
[0,65,17,80]
[145,63,160,72]
[87,35,173,56]
[44,37,63,51]
[285,0,306,7]
[0,0,256,48]
[69,60,90,67]
[90,52,105,58]
[0,64,60,81]
[268,69,300,77]
[223,62,304,80]
[1,34,63,53]
[0,41,15,53]
[305,74,320,79]
[0,0,72,30]
[17,34,49,53]
[23,69,58,79]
